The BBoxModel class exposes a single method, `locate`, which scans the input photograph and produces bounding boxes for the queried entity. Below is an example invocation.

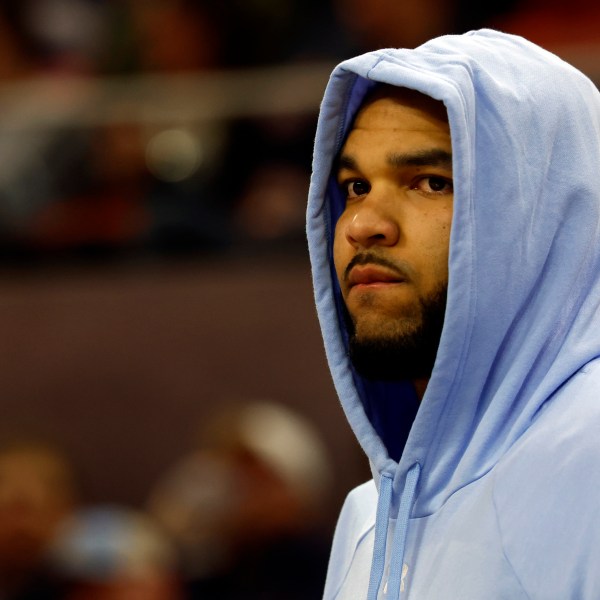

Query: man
[0,438,78,599]
[306,29,600,599]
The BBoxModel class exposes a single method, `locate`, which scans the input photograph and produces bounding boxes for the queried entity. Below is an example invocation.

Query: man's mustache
[343,252,414,284]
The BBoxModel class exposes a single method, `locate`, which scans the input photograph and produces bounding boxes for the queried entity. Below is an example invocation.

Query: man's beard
[344,285,447,381]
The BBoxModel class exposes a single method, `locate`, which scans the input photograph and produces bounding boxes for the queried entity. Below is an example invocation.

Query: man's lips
[347,265,406,288]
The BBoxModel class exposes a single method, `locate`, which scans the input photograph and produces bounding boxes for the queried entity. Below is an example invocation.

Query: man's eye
[414,176,453,194]
[344,180,370,198]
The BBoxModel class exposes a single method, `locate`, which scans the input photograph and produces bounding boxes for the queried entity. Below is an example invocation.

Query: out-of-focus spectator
[232,162,310,245]
[0,437,79,599]
[490,0,600,49]
[0,10,34,80]
[332,0,459,51]
[0,0,114,77]
[48,505,185,600]
[146,401,334,600]
[127,0,222,73]
[21,0,111,75]
[26,121,151,257]
[202,0,340,67]
[227,114,315,249]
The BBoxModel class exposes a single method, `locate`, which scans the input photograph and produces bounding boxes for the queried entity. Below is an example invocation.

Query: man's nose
[344,197,400,249]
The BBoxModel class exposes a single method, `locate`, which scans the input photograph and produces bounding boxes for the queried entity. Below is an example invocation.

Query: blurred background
[0,0,598,598]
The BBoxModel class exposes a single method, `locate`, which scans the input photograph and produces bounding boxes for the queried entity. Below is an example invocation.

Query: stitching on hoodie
[330,522,376,600]
[490,468,533,599]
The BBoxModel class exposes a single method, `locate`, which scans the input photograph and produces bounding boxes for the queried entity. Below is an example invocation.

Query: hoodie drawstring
[366,463,421,600]
[387,463,421,597]
[367,473,393,600]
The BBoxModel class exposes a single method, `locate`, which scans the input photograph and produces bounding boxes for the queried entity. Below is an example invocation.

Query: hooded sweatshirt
[306,29,600,599]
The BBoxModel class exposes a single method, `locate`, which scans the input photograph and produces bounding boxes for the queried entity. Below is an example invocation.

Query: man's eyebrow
[335,148,452,176]
[388,148,452,168]
[336,154,358,173]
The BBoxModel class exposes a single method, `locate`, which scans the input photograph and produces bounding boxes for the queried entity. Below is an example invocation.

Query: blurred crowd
[0,401,333,599]
[5,0,594,263]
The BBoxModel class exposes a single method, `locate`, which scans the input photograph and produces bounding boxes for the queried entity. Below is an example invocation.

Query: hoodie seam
[365,53,389,81]
[330,523,376,600]
[491,468,533,599]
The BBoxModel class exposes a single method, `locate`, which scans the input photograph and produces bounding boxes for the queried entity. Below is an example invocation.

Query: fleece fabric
[306,29,600,599]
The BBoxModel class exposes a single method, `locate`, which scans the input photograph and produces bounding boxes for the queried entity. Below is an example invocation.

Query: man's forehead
[355,84,448,124]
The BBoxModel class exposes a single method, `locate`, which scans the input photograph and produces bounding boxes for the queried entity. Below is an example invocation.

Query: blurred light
[145,128,202,183]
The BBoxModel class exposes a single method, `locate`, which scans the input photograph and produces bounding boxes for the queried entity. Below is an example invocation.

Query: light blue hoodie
[307,29,600,599]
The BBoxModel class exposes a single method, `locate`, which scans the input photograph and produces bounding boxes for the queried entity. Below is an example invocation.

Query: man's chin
[349,333,435,381]
[345,285,447,381]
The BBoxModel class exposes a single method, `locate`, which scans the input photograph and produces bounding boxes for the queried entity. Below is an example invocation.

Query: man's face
[333,87,453,381]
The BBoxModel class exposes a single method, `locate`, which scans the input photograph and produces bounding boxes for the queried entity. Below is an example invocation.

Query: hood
[307,29,600,517]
